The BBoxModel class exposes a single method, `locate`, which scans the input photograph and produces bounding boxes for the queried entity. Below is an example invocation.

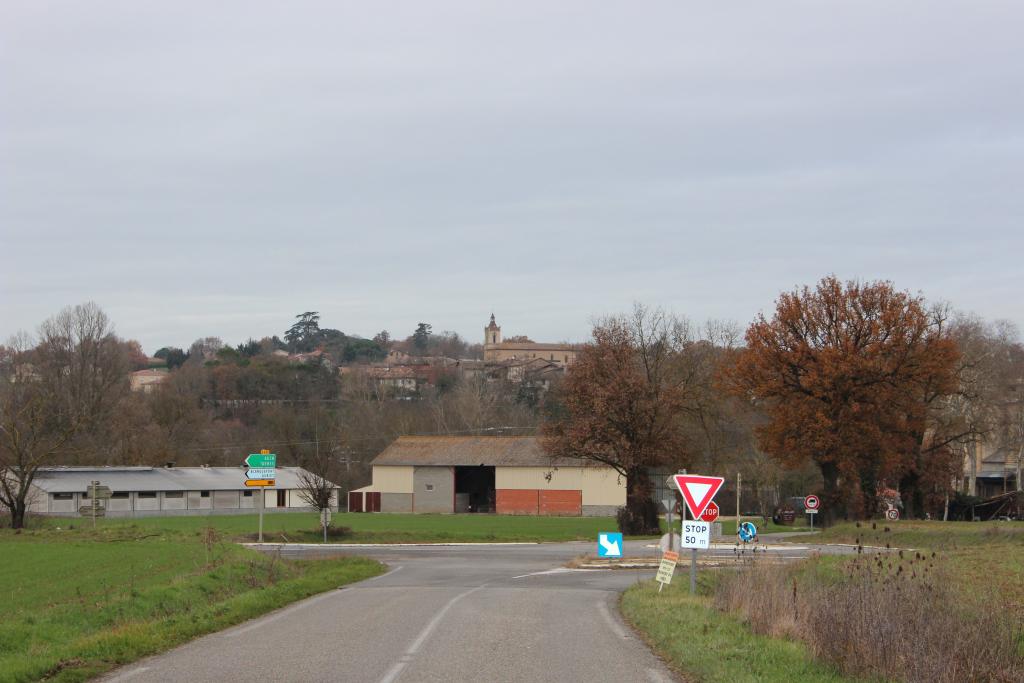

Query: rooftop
[370,435,601,468]
[29,466,329,493]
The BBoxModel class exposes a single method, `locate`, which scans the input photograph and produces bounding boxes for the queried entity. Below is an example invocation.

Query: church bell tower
[485,313,502,347]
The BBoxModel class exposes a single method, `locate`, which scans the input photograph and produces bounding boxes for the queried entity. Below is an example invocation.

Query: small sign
[681,520,710,549]
[245,453,277,468]
[597,532,623,558]
[245,468,276,480]
[661,497,676,512]
[738,521,758,542]
[79,505,106,517]
[804,495,820,511]
[244,479,275,487]
[806,508,818,515]
[655,550,679,585]
[700,501,720,523]
[886,508,900,521]
[672,474,725,520]
[779,506,796,524]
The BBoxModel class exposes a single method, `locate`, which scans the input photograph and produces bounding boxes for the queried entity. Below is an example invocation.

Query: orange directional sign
[245,479,275,487]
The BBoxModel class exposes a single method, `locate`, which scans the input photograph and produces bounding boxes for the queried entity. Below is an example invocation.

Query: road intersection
[99,536,864,683]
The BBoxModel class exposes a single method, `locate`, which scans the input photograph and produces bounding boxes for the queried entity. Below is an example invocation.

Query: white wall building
[17,466,338,518]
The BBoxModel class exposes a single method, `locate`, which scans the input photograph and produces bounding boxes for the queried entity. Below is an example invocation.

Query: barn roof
[370,436,600,468]
[29,466,329,493]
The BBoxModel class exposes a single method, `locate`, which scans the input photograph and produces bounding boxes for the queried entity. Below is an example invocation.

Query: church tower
[484,313,502,347]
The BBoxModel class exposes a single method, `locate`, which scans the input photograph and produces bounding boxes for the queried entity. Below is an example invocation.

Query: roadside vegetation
[624,521,1024,682]
[621,577,853,683]
[0,524,383,683]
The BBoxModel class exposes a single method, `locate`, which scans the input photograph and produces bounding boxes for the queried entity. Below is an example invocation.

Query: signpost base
[689,548,697,594]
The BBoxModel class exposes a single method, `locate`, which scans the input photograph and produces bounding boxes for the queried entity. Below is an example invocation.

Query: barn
[18,465,338,517]
[349,436,625,516]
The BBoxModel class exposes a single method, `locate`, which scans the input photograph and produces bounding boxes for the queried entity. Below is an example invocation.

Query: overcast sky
[2,1,1022,353]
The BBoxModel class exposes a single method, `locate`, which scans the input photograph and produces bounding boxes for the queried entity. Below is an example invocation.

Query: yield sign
[672,474,725,520]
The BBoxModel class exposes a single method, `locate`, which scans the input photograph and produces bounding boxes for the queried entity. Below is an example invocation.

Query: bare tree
[0,303,129,528]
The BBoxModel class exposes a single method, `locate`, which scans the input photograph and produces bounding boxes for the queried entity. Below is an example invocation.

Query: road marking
[223,590,340,637]
[378,584,487,683]
[245,542,538,548]
[365,565,403,582]
[596,598,628,639]
[511,567,604,579]
[104,666,149,682]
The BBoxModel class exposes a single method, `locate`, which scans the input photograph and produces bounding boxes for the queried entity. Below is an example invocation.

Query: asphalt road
[98,537,861,683]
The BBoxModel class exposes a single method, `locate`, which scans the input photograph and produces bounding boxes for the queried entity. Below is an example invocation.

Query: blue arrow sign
[597,532,623,558]
[246,468,276,480]
[738,521,758,543]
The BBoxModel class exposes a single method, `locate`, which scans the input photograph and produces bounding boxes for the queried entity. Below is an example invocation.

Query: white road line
[511,567,605,579]
[378,584,487,683]
[596,599,628,639]
[365,565,403,582]
[103,666,149,682]
[222,590,339,637]
[244,542,538,548]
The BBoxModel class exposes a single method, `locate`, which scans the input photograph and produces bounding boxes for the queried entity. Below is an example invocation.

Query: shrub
[715,554,1023,683]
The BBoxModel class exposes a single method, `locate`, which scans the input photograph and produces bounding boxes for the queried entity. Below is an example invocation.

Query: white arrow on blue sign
[597,532,623,558]
[246,468,276,480]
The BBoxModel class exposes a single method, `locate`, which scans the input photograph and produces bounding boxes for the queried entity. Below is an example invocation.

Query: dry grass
[715,552,1023,683]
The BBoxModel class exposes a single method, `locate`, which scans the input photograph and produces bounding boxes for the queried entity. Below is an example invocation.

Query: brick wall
[496,489,539,515]
[539,490,582,516]
[497,489,583,515]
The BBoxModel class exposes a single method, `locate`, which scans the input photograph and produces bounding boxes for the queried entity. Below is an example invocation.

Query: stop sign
[700,501,720,523]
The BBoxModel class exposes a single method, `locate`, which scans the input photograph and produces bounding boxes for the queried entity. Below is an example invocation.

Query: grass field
[23,512,809,545]
[0,524,383,683]
[805,519,1024,611]
[27,512,633,543]
[621,577,856,683]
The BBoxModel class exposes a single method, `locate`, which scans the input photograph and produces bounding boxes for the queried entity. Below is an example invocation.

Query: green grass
[804,519,1024,611]
[620,577,858,682]
[0,525,384,683]
[31,512,628,544]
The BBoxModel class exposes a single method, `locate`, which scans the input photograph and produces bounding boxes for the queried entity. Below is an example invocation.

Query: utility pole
[736,471,741,532]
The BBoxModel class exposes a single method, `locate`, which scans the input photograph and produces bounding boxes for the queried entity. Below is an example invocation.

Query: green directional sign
[245,452,276,468]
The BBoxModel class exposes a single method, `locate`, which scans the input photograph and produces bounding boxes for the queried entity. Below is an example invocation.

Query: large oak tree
[726,277,959,521]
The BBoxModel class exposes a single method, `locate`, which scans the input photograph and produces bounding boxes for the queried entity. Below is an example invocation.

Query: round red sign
[700,501,720,523]
[804,495,820,511]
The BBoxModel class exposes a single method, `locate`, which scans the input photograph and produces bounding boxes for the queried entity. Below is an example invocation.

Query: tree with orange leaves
[542,306,694,534]
[726,277,959,521]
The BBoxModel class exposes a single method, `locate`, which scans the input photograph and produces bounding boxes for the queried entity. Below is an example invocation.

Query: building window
[277,490,287,506]
[425,484,434,491]
[164,491,183,498]
[200,491,210,498]
[112,491,129,499]
[243,491,253,497]
[53,493,73,500]
[138,492,156,499]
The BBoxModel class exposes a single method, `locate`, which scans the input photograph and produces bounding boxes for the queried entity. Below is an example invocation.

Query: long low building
[349,436,625,516]
[19,466,338,517]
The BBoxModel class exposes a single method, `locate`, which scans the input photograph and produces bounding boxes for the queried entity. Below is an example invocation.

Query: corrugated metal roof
[30,467,330,493]
[370,436,598,468]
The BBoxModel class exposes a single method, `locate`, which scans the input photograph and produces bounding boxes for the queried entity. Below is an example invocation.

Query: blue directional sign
[738,521,758,543]
[597,532,623,558]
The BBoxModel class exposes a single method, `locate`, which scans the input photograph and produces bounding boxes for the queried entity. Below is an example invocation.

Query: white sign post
[804,494,820,532]
[681,520,711,549]
[673,473,725,594]
[656,550,679,592]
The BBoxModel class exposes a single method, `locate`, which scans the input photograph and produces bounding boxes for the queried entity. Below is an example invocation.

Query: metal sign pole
[259,486,265,543]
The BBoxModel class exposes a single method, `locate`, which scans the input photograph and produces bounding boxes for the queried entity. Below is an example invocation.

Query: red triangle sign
[672,474,725,520]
